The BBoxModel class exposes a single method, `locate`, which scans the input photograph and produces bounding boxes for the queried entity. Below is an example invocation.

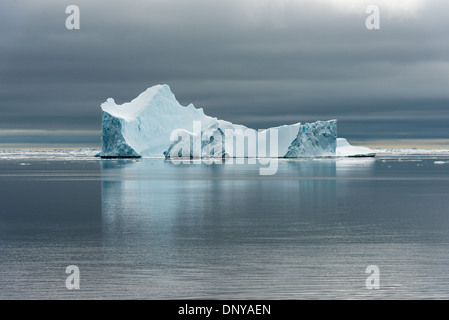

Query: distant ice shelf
[100,84,374,158]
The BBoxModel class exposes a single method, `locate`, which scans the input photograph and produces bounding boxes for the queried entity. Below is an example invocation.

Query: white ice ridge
[100,84,371,158]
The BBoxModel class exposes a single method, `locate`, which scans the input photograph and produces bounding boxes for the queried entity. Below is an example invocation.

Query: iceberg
[336,138,376,157]
[163,120,305,158]
[285,120,337,157]
[101,85,217,157]
[101,112,141,158]
[100,84,371,158]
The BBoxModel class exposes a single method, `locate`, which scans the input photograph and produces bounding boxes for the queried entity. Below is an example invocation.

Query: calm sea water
[1,152,449,299]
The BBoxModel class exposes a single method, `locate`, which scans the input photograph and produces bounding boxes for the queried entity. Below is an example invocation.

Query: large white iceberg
[100,84,373,158]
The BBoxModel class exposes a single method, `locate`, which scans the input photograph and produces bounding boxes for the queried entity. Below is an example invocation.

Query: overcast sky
[1,0,448,145]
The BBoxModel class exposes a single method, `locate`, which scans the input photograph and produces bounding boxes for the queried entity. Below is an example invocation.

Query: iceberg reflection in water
[98,157,449,299]
[100,159,340,298]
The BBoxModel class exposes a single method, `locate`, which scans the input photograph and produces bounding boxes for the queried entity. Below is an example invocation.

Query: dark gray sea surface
[0,151,449,299]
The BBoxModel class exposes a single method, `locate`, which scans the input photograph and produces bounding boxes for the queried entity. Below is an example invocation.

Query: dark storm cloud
[1,0,448,144]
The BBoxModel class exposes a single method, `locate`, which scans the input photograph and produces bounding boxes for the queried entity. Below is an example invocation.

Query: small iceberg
[336,138,376,157]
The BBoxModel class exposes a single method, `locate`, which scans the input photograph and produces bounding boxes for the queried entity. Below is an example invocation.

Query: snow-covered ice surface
[0,147,448,161]
[375,148,449,156]
[0,148,100,161]
[1,145,446,161]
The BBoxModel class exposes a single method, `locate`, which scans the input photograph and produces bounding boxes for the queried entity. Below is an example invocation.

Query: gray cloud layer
[1,0,448,143]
